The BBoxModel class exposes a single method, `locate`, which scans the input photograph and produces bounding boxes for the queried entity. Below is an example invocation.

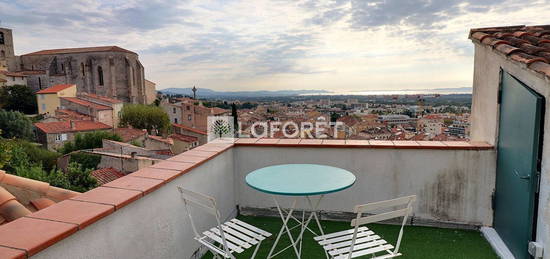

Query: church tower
[0,27,16,71]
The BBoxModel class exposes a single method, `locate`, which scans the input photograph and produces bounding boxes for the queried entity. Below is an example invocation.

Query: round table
[246,164,356,259]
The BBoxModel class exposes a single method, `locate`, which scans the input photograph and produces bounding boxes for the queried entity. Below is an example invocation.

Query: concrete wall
[234,146,496,226]
[470,43,550,258]
[31,149,236,259]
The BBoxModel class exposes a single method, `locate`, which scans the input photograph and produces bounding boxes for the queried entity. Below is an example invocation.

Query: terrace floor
[203,215,497,259]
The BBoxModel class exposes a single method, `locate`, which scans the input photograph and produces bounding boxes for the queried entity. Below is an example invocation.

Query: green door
[494,71,543,259]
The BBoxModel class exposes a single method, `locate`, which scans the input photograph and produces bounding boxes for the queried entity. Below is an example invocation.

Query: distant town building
[162,97,229,132]
[0,26,155,104]
[36,84,77,115]
[0,71,27,86]
[378,115,417,126]
[34,120,112,151]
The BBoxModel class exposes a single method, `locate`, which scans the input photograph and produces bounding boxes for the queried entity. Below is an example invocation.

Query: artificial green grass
[202,215,497,259]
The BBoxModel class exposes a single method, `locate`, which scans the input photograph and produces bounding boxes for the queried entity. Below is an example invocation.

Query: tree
[60,131,122,154]
[65,162,97,192]
[231,103,238,136]
[0,109,34,140]
[0,85,37,114]
[119,104,171,134]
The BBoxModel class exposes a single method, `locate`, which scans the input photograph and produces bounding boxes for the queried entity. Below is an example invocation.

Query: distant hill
[159,88,329,97]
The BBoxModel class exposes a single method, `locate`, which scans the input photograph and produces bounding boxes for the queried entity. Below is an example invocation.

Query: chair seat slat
[314,227,369,241]
[224,222,265,240]
[231,219,272,237]
[318,230,375,245]
[209,227,252,249]
[220,225,259,245]
[333,244,394,259]
[328,239,387,256]
[323,234,381,250]
[203,230,244,253]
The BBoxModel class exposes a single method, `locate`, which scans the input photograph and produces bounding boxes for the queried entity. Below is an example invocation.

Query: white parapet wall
[234,146,496,227]
[31,149,236,259]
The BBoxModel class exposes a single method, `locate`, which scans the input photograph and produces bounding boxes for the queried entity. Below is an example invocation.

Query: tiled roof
[34,120,112,134]
[114,128,147,142]
[79,93,123,104]
[22,46,136,56]
[20,70,47,75]
[90,168,125,185]
[0,71,27,77]
[470,25,550,78]
[55,109,93,121]
[170,133,198,143]
[0,170,79,224]
[60,97,111,110]
[147,135,173,145]
[36,84,75,94]
[172,123,207,135]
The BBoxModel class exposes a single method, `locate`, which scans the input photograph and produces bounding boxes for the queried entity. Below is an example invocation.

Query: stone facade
[19,46,148,103]
[0,28,16,72]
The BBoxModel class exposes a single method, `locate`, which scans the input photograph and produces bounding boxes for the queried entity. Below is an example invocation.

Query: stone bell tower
[0,27,16,71]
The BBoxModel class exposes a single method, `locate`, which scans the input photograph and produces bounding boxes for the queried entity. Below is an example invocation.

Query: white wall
[470,43,550,258]
[32,149,236,259]
[234,146,496,226]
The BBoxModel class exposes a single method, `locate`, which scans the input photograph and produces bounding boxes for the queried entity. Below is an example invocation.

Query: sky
[0,0,549,92]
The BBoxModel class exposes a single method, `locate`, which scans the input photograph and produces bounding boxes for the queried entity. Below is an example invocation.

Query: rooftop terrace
[0,139,497,259]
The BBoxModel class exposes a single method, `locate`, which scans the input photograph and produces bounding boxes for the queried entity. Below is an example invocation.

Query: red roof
[36,84,75,94]
[172,123,207,135]
[55,109,93,121]
[0,71,27,77]
[470,25,550,79]
[80,93,123,104]
[170,133,198,143]
[147,135,173,145]
[34,120,112,134]
[90,168,125,185]
[22,46,136,56]
[114,128,147,142]
[60,97,111,110]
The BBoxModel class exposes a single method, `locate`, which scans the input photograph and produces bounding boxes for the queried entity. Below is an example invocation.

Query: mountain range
[159,88,329,97]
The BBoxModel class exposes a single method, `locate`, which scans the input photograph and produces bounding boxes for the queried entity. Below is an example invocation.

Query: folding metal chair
[314,195,416,259]
[177,187,271,259]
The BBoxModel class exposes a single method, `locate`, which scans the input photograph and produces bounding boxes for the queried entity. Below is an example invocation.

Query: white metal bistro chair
[177,187,271,259]
[314,195,416,259]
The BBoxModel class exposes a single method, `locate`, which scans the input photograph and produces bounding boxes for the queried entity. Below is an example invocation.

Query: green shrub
[60,131,122,154]
[0,109,34,140]
[70,152,101,170]
[119,104,171,134]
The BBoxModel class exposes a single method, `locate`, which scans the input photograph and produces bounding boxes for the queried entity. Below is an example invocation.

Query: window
[174,118,178,123]
[38,77,42,89]
[188,115,192,121]
[41,103,46,111]
[98,66,104,86]
[81,63,85,77]
[61,64,65,73]
[0,32,4,45]
[186,105,190,110]
[55,134,67,142]
[40,95,45,100]
[0,50,4,58]
[173,107,176,113]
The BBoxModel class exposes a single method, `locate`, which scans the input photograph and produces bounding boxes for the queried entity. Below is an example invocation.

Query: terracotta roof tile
[36,84,75,94]
[79,93,123,104]
[114,128,147,142]
[22,46,136,56]
[470,25,550,78]
[172,123,207,135]
[70,187,141,210]
[60,97,111,110]
[147,135,173,145]
[169,133,198,143]
[0,71,27,77]
[102,176,163,194]
[29,198,55,211]
[0,217,78,256]
[90,168,125,185]
[34,120,112,134]
[0,246,26,259]
[27,200,114,230]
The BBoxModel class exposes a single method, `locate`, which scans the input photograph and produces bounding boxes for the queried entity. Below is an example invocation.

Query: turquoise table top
[245,164,356,196]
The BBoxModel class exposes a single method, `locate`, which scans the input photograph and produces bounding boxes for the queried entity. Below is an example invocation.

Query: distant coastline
[303,87,472,96]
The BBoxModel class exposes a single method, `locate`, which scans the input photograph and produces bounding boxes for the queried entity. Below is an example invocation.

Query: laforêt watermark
[207,116,344,142]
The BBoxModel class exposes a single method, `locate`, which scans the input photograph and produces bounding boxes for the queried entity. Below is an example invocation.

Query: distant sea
[301,87,472,96]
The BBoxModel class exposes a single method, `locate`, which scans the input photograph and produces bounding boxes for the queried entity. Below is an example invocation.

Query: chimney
[130,152,137,159]
[70,120,76,130]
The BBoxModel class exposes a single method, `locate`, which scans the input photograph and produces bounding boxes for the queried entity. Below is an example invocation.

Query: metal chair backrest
[348,195,416,258]
[177,187,232,258]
